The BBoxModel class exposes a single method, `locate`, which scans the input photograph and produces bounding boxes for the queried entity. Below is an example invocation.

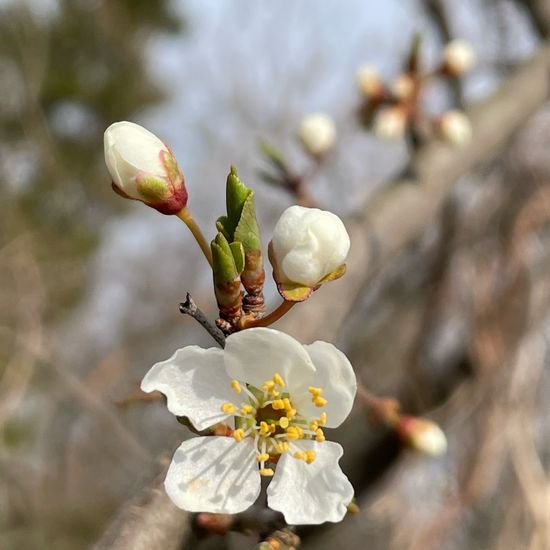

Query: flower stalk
[176,208,213,267]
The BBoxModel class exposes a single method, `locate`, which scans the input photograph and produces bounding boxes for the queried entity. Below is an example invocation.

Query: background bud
[442,39,476,76]
[270,205,350,288]
[356,65,384,98]
[438,110,473,145]
[373,106,407,140]
[396,416,448,456]
[390,73,416,102]
[298,113,336,157]
[104,121,187,214]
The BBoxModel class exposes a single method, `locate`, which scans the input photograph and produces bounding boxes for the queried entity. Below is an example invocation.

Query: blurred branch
[520,0,550,37]
[179,292,226,348]
[92,460,190,550]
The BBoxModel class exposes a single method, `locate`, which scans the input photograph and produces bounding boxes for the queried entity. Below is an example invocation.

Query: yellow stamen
[230,380,242,394]
[319,412,327,426]
[310,421,319,432]
[293,451,307,461]
[272,399,285,410]
[308,386,323,397]
[305,450,316,464]
[313,396,327,408]
[256,453,270,462]
[279,417,290,429]
[260,468,274,477]
[233,429,245,442]
[315,428,325,442]
[262,380,275,391]
[276,442,290,453]
[221,402,236,414]
[286,427,300,440]
[259,421,270,435]
[283,398,292,410]
[273,373,286,387]
[287,408,297,419]
[240,404,254,416]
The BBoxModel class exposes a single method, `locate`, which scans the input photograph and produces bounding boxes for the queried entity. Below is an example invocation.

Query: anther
[308,386,323,397]
[230,380,242,394]
[240,404,254,416]
[319,412,327,426]
[272,399,285,410]
[260,468,274,477]
[273,373,286,387]
[256,453,270,462]
[293,451,307,461]
[259,421,270,435]
[221,402,236,414]
[315,428,325,442]
[305,450,316,464]
[233,429,245,442]
[313,396,327,408]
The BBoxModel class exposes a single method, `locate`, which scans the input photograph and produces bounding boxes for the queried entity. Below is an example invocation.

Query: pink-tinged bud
[438,110,473,145]
[373,106,407,140]
[396,416,448,456]
[356,65,385,99]
[104,121,188,215]
[390,73,416,102]
[195,513,233,535]
[442,39,476,76]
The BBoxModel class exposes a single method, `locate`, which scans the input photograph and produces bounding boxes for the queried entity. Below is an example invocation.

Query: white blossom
[298,113,336,157]
[104,121,187,214]
[141,327,356,524]
[439,110,472,145]
[270,205,350,288]
[442,39,476,76]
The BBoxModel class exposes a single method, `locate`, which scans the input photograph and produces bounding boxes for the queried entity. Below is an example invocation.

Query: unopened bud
[270,205,350,293]
[373,106,407,140]
[438,110,472,145]
[442,39,475,76]
[390,73,416,102]
[298,113,336,157]
[356,65,384,99]
[104,121,187,214]
[396,416,447,456]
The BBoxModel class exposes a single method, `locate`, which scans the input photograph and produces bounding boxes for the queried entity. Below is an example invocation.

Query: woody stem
[239,300,296,329]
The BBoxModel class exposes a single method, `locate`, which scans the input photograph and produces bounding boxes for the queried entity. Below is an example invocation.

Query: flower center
[220,373,327,477]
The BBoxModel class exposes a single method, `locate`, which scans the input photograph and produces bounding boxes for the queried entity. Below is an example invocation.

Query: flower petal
[224,328,316,394]
[141,346,236,431]
[267,440,353,524]
[165,436,261,514]
[294,341,357,428]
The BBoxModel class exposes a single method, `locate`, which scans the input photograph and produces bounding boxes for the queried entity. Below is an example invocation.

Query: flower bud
[104,121,187,215]
[442,39,475,76]
[356,65,384,99]
[298,113,336,157]
[373,106,407,140]
[390,73,416,102]
[269,205,350,300]
[396,416,447,456]
[438,110,472,145]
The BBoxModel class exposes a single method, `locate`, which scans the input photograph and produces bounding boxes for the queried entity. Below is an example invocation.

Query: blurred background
[1,1,550,549]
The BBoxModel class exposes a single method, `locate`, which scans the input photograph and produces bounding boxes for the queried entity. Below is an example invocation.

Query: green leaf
[234,192,261,252]
[229,241,245,273]
[226,166,251,237]
[216,216,231,241]
[211,232,238,285]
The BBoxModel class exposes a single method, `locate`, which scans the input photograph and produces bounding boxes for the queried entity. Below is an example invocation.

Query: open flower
[269,205,350,301]
[298,113,336,157]
[104,121,187,214]
[141,327,356,525]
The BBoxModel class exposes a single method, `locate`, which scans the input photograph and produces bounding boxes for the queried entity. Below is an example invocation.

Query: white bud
[271,205,350,287]
[438,110,472,145]
[373,107,407,140]
[398,416,448,456]
[104,121,187,214]
[390,74,416,102]
[298,113,336,157]
[442,39,475,76]
[356,65,383,98]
